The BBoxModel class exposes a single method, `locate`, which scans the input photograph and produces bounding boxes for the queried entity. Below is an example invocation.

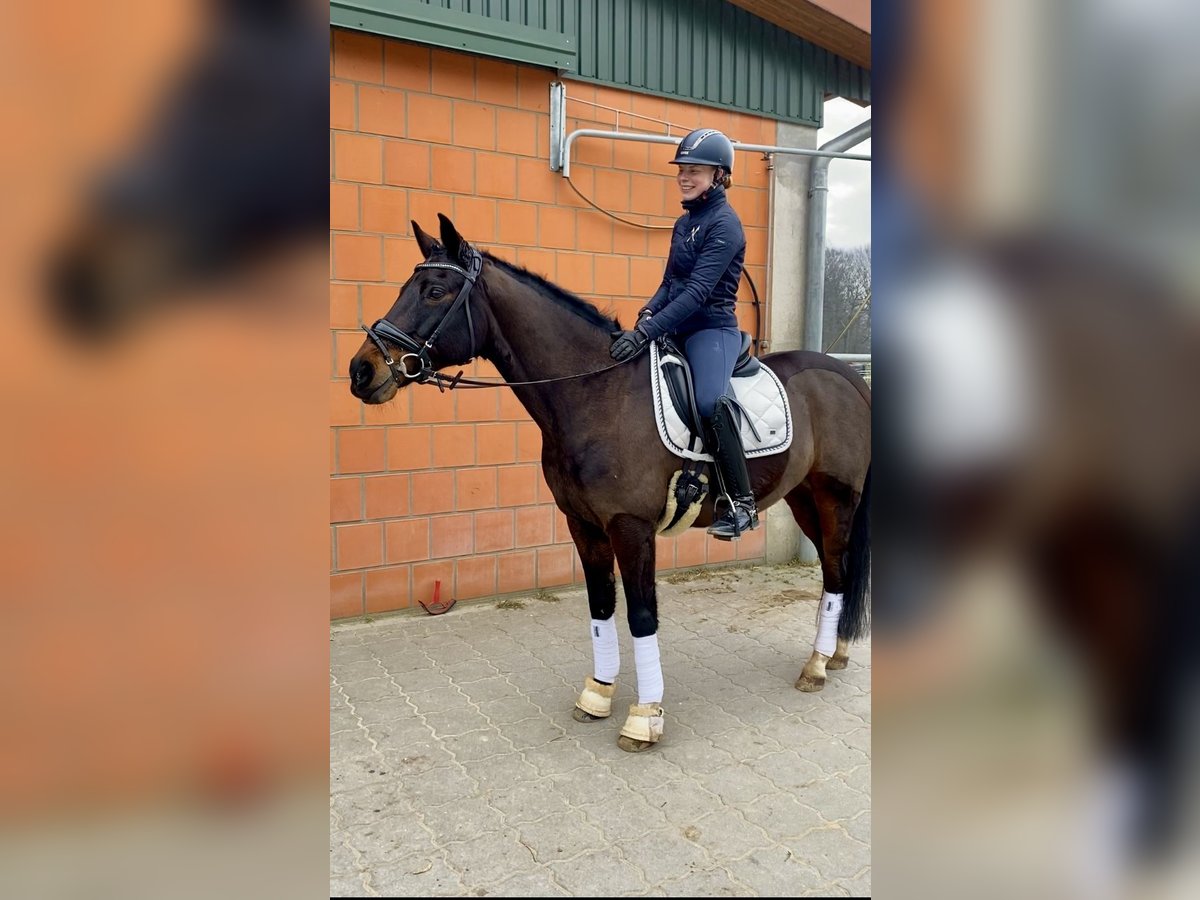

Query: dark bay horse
[349,214,871,751]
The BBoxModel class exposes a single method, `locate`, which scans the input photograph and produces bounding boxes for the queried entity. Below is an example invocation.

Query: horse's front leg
[607,514,664,752]
[565,516,619,723]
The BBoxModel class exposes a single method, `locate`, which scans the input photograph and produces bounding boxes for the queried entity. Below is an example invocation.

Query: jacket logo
[687,226,700,244]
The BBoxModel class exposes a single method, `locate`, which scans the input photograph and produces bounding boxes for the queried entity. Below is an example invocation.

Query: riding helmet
[669,128,736,174]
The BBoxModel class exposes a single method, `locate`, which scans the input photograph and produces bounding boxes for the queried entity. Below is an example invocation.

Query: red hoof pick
[419,579,456,616]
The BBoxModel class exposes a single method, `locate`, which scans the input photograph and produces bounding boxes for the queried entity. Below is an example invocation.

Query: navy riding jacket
[637,184,745,340]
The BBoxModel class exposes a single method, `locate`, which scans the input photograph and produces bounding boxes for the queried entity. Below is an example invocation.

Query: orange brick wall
[330,28,776,621]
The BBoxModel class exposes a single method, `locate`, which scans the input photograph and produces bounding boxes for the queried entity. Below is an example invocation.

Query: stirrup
[707,499,759,540]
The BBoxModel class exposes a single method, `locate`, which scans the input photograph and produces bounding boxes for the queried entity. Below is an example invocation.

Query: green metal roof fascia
[331,0,577,72]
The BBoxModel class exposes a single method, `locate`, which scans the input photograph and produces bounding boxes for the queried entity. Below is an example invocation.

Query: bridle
[361,244,637,392]
[361,246,483,388]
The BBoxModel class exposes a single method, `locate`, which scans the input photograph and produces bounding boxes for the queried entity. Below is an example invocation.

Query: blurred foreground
[0,2,328,898]
[874,1,1200,898]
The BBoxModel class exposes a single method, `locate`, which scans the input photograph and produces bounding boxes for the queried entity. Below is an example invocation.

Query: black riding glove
[610,325,650,362]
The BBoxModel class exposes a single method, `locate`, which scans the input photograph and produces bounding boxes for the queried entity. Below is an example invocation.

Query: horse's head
[350,214,488,404]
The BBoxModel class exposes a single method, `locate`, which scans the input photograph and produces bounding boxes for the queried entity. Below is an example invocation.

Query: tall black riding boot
[704,397,759,541]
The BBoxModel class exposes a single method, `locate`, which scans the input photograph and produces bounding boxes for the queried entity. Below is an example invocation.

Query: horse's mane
[482,251,622,332]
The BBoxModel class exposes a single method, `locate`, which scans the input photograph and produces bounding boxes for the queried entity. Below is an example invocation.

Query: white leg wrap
[590,617,619,683]
[815,592,844,657]
[632,634,664,704]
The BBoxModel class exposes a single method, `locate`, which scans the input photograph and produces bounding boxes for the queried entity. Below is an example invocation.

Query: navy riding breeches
[683,326,741,418]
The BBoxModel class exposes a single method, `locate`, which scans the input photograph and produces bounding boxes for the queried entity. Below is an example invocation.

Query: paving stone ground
[330,561,871,897]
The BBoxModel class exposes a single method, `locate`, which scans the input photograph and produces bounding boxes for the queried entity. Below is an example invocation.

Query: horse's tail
[838,464,872,642]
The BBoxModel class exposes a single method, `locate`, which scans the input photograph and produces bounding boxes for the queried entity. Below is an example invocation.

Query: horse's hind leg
[566,517,619,723]
[784,488,850,676]
[607,514,665,752]
[795,477,857,692]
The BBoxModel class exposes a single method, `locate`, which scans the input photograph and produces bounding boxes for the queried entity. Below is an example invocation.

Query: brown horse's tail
[838,464,872,641]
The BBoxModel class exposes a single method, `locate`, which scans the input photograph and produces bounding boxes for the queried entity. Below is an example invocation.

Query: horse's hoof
[617,735,657,753]
[826,654,850,670]
[795,674,826,692]
[572,707,607,723]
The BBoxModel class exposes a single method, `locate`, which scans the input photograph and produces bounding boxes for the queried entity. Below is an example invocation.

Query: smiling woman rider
[609,128,756,540]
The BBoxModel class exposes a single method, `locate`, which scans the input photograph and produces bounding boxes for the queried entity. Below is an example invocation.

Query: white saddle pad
[650,341,793,461]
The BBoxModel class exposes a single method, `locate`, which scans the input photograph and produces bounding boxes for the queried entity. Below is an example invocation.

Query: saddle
[651,333,792,462]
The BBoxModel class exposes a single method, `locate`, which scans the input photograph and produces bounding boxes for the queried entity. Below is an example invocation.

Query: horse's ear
[437,213,471,265]
[412,221,441,259]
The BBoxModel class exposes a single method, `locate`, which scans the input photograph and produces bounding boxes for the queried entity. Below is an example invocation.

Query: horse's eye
[428,287,446,299]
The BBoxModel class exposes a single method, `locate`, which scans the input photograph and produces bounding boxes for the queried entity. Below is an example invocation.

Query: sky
[817,97,872,248]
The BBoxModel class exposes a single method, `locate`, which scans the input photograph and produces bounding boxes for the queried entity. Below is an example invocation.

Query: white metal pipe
[560,128,870,178]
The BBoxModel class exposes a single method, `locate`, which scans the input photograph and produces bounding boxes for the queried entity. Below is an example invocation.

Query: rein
[363,248,636,393]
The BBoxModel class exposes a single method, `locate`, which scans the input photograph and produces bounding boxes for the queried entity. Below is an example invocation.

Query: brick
[330,477,361,524]
[630,91,667,122]
[432,424,474,468]
[333,132,382,184]
[334,329,366,377]
[385,236,424,283]
[452,195,496,242]
[535,470,556,504]
[655,535,677,571]
[675,527,708,568]
[474,509,515,553]
[514,247,555,281]
[475,57,518,107]
[630,257,663,297]
[387,425,431,471]
[336,522,383,570]
[455,389,497,423]
[707,534,737,563]
[453,101,496,150]
[383,141,430,188]
[577,214,613,254]
[330,80,355,130]
[574,136,612,168]
[407,94,453,144]
[556,252,593,295]
[331,234,381,283]
[330,182,359,231]
[496,109,537,156]
[330,572,364,619]
[735,524,767,560]
[364,473,410,519]
[745,227,768,267]
[476,423,516,466]
[515,506,553,548]
[537,546,575,587]
[413,560,455,608]
[516,68,550,112]
[456,556,497,600]
[498,465,538,507]
[431,48,475,100]
[365,566,411,614]
[431,513,474,558]
[613,225,649,257]
[629,173,665,216]
[338,427,386,474]
[330,283,359,329]
[385,518,430,563]
[411,470,455,514]
[412,385,456,423]
[456,468,497,511]
[497,550,536,594]
[333,30,382,83]
[408,192,454,235]
[594,169,631,213]
[498,202,538,247]
[431,145,474,194]
[358,86,405,137]
[539,207,576,250]
[361,186,407,235]
[331,380,362,427]
[516,158,556,204]
[384,42,430,91]
[594,255,629,297]
[552,508,573,544]
[555,165,593,210]
[516,422,542,462]
[475,154,517,199]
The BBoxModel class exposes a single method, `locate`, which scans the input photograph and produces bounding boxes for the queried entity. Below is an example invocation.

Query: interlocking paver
[330,562,870,896]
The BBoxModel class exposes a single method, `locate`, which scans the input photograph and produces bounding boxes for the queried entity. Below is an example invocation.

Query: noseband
[362,247,483,386]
